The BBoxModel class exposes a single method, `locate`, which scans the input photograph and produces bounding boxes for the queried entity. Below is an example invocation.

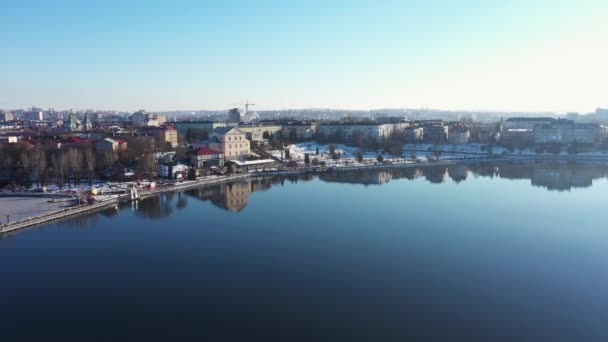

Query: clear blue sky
[1,0,607,112]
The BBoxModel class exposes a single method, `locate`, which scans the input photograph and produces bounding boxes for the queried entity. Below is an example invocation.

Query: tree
[377,154,384,163]
[68,147,83,186]
[83,145,96,186]
[432,141,442,159]
[315,147,319,155]
[312,157,320,166]
[287,160,298,168]
[33,145,47,188]
[285,147,290,160]
[356,150,364,163]
[304,153,310,165]
[187,167,196,180]
[52,150,69,188]
[185,128,209,142]
[328,144,336,159]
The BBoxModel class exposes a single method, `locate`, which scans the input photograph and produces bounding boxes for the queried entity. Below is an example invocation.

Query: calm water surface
[2,162,608,341]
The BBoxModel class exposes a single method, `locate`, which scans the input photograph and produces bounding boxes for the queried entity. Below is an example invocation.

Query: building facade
[198,127,250,160]
[237,124,282,141]
[534,120,600,144]
[174,121,226,136]
[190,147,224,168]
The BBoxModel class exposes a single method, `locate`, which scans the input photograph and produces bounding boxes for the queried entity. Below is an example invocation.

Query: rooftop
[193,147,222,155]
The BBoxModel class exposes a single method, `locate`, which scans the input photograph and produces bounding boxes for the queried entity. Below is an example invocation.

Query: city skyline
[1,0,607,113]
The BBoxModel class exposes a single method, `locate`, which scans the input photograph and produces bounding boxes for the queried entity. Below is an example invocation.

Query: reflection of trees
[422,166,447,184]
[56,206,119,229]
[315,162,608,190]
[319,170,393,186]
[447,165,468,183]
[135,193,174,219]
[176,192,188,210]
[469,162,608,191]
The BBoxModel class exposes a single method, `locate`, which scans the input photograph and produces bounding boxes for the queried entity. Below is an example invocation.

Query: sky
[1,0,607,113]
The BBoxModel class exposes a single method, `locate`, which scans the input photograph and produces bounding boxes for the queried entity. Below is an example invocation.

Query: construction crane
[232,100,255,116]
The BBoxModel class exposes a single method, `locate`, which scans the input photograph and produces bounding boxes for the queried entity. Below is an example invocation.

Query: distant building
[64,111,81,131]
[534,120,600,144]
[95,138,128,155]
[318,122,404,142]
[0,112,14,122]
[501,129,534,146]
[237,124,282,141]
[448,124,470,144]
[22,110,44,121]
[228,108,242,123]
[174,121,226,136]
[154,125,178,147]
[421,123,449,143]
[504,117,555,130]
[130,110,165,127]
[278,121,319,140]
[596,108,608,121]
[83,112,92,132]
[404,127,423,142]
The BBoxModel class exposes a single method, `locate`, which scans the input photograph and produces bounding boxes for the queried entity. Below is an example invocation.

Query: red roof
[115,139,128,144]
[164,125,176,131]
[63,137,90,144]
[194,147,222,155]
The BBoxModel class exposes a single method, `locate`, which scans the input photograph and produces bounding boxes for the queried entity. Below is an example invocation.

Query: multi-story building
[534,120,600,144]
[237,124,282,141]
[0,112,14,122]
[501,129,534,146]
[448,123,470,144]
[197,127,250,160]
[190,147,224,168]
[174,121,226,136]
[421,123,449,144]
[279,121,319,140]
[228,108,242,123]
[504,117,555,130]
[318,122,405,142]
[130,110,166,127]
[154,125,178,147]
[22,110,44,121]
[95,138,128,156]
[404,127,423,142]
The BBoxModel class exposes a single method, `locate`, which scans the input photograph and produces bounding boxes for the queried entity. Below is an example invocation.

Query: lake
[2,161,608,341]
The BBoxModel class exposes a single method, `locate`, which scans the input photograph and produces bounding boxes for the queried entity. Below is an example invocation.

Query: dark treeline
[0,136,168,189]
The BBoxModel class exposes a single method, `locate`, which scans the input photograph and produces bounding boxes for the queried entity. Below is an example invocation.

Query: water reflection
[53,162,608,227]
[319,162,608,191]
[184,176,314,212]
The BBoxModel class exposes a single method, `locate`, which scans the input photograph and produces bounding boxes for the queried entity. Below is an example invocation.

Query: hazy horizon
[1,0,607,113]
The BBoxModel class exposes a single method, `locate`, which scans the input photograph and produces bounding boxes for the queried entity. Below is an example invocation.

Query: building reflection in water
[69,162,608,225]
[184,176,313,212]
[318,162,608,191]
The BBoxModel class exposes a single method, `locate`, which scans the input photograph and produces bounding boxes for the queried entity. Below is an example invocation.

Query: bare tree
[19,148,33,186]
[68,147,83,186]
[83,145,96,186]
[34,145,47,188]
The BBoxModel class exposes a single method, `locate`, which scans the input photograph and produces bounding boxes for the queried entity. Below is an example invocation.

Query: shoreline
[2,154,608,235]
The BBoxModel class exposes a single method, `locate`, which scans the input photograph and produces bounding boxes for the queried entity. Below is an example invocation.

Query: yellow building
[206,127,250,160]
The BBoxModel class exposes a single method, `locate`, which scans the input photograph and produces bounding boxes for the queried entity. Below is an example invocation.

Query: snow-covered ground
[269,142,510,166]
[0,197,72,224]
